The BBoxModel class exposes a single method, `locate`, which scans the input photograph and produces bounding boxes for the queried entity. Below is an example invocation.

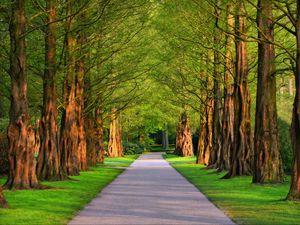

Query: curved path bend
[69,153,235,225]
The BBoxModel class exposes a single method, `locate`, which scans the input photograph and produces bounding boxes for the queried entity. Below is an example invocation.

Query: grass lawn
[0,155,138,225]
[164,154,300,225]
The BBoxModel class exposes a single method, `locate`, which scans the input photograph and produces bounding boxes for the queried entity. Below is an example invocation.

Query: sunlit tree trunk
[175,112,193,157]
[175,119,182,155]
[253,0,283,184]
[5,0,39,189]
[287,1,300,200]
[60,0,79,176]
[108,108,123,157]
[220,2,235,171]
[37,0,65,181]
[224,0,252,178]
[0,187,7,208]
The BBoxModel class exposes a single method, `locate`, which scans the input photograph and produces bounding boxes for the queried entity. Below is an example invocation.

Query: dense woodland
[1,0,300,209]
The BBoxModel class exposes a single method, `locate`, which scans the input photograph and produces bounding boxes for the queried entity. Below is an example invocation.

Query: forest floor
[0,155,137,225]
[69,153,234,225]
[165,154,300,225]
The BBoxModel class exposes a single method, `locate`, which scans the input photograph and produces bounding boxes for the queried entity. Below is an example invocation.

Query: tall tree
[75,8,87,171]
[253,0,284,184]
[175,112,193,157]
[162,123,169,150]
[60,0,80,176]
[108,108,123,157]
[288,0,300,200]
[224,0,252,178]
[220,1,235,171]
[5,0,39,189]
[209,0,223,169]
[37,0,65,181]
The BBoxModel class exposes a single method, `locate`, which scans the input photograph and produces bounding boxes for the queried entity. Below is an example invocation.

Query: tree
[209,0,223,169]
[253,0,284,184]
[60,0,80,176]
[175,112,193,157]
[108,108,123,157]
[37,0,65,181]
[162,123,169,150]
[5,0,39,189]
[220,1,235,171]
[224,0,252,178]
[287,0,300,200]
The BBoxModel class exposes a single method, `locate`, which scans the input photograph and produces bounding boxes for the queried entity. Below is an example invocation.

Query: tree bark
[287,1,300,200]
[196,112,208,164]
[224,0,253,178]
[5,0,39,189]
[220,2,235,171]
[37,0,65,181]
[0,186,7,208]
[175,112,193,157]
[60,0,79,176]
[209,0,222,169]
[162,123,169,150]
[76,29,87,172]
[96,107,105,163]
[253,0,284,184]
[84,71,98,167]
[108,108,123,157]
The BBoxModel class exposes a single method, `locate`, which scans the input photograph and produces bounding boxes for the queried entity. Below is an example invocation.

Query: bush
[123,142,146,155]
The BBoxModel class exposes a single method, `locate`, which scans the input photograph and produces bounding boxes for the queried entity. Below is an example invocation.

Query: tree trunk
[175,112,193,157]
[108,108,123,157]
[209,1,222,168]
[37,0,65,181]
[253,0,284,184]
[287,2,300,200]
[84,71,97,167]
[96,107,105,163]
[85,111,97,167]
[224,0,252,178]
[175,119,182,155]
[0,186,7,208]
[5,0,39,189]
[75,31,87,171]
[60,0,79,176]
[219,2,235,171]
[289,76,294,96]
[196,112,208,164]
[205,84,214,165]
[162,123,169,150]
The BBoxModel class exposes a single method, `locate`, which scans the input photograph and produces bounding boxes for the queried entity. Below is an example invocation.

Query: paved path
[69,153,235,225]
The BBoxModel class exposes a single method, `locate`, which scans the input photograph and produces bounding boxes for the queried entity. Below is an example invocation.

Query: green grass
[164,154,300,225]
[0,155,138,225]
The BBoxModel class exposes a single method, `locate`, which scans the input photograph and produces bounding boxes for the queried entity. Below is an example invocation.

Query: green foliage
[165,155,300,225]
[0,156,137,225]
[123,142,147,155]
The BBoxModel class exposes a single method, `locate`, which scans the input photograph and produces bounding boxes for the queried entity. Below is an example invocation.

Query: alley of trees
[1,0,300,210]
